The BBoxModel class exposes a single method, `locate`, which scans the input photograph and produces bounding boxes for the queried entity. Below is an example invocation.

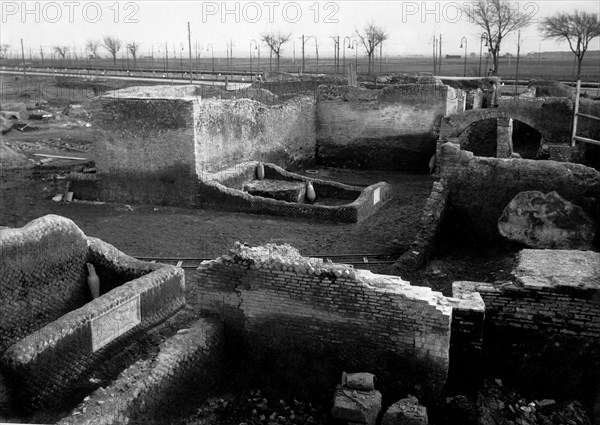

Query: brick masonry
[86,87,317,206]
[0,215,185,410]
[198,162,392,223]
[439,97,573,146]
[392,179,448,272]
[187,242,457,399]
[57,316,223,425]
[316,84,454,171]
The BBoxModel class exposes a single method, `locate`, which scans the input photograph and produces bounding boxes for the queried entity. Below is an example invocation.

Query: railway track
[133,253,397,269]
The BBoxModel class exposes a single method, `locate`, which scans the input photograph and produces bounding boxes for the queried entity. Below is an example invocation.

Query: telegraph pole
[438,34,442,75]
[300,35,312,74]
[187,22,193,83]
[20,38,26,77]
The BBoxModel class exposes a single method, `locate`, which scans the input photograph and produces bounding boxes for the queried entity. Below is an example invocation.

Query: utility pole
[438,34,442,75]
[292,40,296,68]
[40,46,44,67]
[515,30,521,96]
[433,35,437,75]
[300,35,312,74]
[165,41,169,72]
[187,22,193,83]
[379,42,382,73]
[20,38,26,77]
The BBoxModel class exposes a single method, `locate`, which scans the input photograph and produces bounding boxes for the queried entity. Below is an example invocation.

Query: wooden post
[571,79,581,147]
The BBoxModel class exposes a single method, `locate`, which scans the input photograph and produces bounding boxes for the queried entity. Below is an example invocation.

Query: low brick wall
[455,249,600,401]
[187,242,454,401]
[392,179,448,272]
[57,316,223,425]
[199,162,392,223]
[1,218,185,411]
[437,142,600,243]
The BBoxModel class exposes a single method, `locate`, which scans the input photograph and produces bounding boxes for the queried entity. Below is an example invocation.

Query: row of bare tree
[463,0,599,79]
[3,0,598,79]
[51,37,140,68]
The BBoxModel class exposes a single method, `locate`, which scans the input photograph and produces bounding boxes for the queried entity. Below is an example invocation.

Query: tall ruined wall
[194,95,316,175]
[438,142,600,243]
[91,95,200,205]
[187,243,453,401]
[316,84,452,171]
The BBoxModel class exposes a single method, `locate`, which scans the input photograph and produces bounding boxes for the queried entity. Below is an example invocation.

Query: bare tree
[127,42,141,69]
[356,23,388,75]
[540,11,600,80]
[0,44,9,59]
[85,40,100,59]
[102,36,122,66]
[53,46,69,60]
[462,0,533,76]
[260,31,291,71]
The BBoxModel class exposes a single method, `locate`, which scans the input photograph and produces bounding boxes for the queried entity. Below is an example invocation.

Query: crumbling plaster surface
[194,95,316,174]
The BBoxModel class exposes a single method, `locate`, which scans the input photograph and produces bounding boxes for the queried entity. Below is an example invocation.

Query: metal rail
[133,254,397,269]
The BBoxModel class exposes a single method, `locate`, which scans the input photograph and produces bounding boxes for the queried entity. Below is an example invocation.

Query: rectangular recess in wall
[90,294,141,352]
[373,187,381,205]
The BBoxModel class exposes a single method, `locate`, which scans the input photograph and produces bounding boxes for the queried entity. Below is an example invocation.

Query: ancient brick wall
[91,95,200,205]
[194,95,316,175]
[455,249,600,401]
[1,221,185,410]
[438,142,600,243]
[392,179,448,272]
[316,84,450,171]
[0,215,90,354]
[187,243,453,400]
[57,317,223,425]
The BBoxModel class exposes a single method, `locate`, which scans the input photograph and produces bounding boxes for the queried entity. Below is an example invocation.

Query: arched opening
[512,120,543,159]
[458,118,497,157]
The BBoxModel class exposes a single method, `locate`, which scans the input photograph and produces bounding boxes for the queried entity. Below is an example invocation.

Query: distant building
[445,54,461,59]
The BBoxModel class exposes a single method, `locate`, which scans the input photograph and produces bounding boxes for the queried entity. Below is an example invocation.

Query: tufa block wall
[315,84,452,171]
[188,242,454,399]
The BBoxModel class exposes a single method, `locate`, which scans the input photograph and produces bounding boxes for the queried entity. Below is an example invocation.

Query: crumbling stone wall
[316,84,452,171]
[438,143,600,243]
[89,87,316,206]
[188,243,454,400]
[194,95,316,175]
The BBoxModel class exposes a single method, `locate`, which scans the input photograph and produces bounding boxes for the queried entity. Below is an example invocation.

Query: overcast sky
[2,1,600,58]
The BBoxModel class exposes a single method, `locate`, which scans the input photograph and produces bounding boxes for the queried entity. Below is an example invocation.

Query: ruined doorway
[458,118,497,157]
[512,120,542,159]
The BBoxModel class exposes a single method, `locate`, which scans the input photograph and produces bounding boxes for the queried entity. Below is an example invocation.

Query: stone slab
[243,179,307,203]
[515,249,600,290]
[331,385,382,425]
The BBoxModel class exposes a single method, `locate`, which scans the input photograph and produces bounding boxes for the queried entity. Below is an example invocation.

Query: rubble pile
[213,242,357,278]
[183,390,327,425]
[476,380,591,425]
